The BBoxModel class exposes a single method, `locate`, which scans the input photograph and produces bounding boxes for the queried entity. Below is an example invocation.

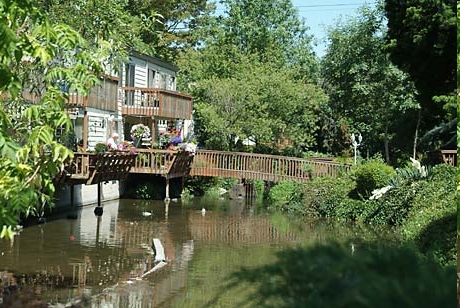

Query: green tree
[0,0,101,238]
[125,0,215,62]
[178,0,324,153]
[384,0,456,150]
[218,0,318,79]
[321,6,418,163]
[192,59,326,152]
[37,0,163,67]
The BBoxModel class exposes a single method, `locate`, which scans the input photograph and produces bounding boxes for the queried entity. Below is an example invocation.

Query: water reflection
[0,198,377,307]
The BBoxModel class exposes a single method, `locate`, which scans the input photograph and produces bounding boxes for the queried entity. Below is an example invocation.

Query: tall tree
[125,0,215,62]
[321,6,418,163]
[0,0,101,237]
[219,0,318,79]
[191,58,327,153]
[384,0,456,149]
[37,0,163,67]
[178,0,325,153]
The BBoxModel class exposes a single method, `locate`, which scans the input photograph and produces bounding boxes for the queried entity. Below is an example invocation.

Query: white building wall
[55,181,124,209]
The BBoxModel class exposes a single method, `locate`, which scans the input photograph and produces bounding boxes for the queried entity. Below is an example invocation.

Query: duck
[142,210,153,217]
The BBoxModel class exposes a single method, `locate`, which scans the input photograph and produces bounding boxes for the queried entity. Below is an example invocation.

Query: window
[148,69,156,88]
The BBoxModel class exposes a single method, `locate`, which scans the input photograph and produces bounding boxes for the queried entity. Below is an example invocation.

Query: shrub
[352,159,396,199]
[361,181,419,226]
[268,181,306,215]
[335,198,367,222]
[398,164,457,266]
[302,176,355,218]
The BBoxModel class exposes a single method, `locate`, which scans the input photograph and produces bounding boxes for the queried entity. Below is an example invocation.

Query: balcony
[121,87,193,120]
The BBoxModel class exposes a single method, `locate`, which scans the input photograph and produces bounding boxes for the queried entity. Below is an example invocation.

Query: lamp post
[351,133,362,165]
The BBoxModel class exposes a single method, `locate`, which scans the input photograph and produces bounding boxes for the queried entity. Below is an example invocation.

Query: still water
[0,198,380,307]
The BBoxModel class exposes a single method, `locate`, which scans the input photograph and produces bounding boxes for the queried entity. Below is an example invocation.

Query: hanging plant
[130,123,151,139]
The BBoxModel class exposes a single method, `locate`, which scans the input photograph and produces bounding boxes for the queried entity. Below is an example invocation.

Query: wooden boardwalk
[190,150,351,182]
[60,149,350,185]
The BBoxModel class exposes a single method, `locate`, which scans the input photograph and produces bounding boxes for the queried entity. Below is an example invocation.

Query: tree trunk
[384,123,390,164]
[413,108,421,159]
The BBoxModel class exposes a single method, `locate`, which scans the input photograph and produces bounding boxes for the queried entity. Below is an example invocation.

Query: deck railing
[121,87,192,119]
[60,150,351,184]
[441,150,457,166]
[190,150,351,182]
[60,152,137,185]
[130,149,177,175]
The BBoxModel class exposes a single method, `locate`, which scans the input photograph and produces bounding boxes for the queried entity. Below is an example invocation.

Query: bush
[361,182,418,226]
[302,176,355,218]
[268,181,306,215]
[397,164,457,266]
[352,159,395,199]
[335,198,367,222]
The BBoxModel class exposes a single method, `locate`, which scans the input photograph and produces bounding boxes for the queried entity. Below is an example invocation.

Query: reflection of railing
[121,87,192,119]
[190,150,351,182]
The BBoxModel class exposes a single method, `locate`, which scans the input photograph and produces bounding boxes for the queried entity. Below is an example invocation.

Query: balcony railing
[121,87,192,119]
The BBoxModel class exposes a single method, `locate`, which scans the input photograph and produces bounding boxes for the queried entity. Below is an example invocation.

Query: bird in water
[201,208,206,216]
[142,210,153,217]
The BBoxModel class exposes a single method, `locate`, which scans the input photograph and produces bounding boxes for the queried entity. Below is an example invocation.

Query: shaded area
[220,241,454,308]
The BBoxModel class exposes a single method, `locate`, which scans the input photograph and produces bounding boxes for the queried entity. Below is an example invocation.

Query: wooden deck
[130,149,194,179]
[121,87,193,119]
[58,152,137,185]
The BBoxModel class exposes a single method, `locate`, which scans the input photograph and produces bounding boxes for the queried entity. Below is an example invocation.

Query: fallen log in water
[152,238,166,262]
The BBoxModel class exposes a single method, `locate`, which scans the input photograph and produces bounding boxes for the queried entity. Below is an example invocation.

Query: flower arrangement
[130,123,151,140]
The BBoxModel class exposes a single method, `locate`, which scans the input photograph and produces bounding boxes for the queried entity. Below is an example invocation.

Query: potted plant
[130,124,151,147]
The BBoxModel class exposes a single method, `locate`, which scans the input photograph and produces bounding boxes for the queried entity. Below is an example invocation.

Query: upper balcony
[120,87,193,120]
[66,75,119,112]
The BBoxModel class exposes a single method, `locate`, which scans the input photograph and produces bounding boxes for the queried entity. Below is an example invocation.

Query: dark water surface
[0,198,383,307]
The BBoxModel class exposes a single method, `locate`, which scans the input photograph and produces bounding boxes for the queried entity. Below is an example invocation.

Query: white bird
[201,208,206,216]
[142,210,153,217]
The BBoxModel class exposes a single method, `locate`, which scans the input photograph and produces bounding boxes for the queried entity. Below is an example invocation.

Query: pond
[0,197,388,307]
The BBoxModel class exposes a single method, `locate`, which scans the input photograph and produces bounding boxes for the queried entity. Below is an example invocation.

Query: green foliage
[384,0,456,150]
[352,159,396,199]
[361,183,417,226]
[0,0,103,236]
[321,5,418,161]
[94,143,109,154]
[268,181,306,215]
[302,176,355,218]
[397,164,457,265]
[228,241,454,308]
[177,0,324,153]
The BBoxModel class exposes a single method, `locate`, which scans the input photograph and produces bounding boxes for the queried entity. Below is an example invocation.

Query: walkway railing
[190,150,351,182]
[60,150,351,184]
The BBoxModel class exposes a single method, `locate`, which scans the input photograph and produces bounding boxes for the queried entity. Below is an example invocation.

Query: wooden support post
[164,178,170,202]
[83,107,88,150]
[151,116,156,147]
[94,182,103,216]
[97,182,101,206]
[67,184,78,219]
